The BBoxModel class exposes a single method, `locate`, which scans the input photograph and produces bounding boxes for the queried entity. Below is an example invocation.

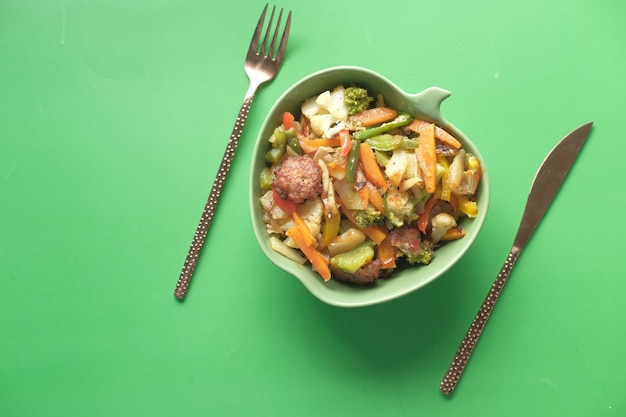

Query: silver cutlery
[440,122,593,394]
[174,4,292,300]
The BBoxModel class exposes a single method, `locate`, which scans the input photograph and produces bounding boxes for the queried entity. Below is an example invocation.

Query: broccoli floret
[344,86,374,115]
[406,243,435,265]
[353,206,386,229]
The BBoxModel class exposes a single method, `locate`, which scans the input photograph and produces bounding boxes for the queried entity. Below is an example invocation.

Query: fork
[174,4,292,300]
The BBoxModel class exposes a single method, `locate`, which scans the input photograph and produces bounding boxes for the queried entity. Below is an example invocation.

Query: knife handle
[440,247,521,395]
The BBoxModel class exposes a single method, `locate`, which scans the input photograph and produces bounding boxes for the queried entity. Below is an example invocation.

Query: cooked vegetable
[259,84,482,286]
[366,134,418,151]
[353,205,386,229]
[328,228,367,257]
[292,211,316,247]
[270,236,306,264]
[259,167,273,194]
[349,107,398,127]
[301,85,348,138]
[287,226,331,281]
[410,120,437,193]
[405,243,434,265]
[345,139,360,183]
[377,236,397,269]
[282,112,295,130]
[435,125,462,149]
[320,212,341,249]
[354,113,413,140]
[344,86,374,115]
[430,212,457,243]
[330,241,375,273]
[358,142,388,189]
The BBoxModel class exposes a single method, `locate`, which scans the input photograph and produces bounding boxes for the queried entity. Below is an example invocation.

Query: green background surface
[1,1,624,416]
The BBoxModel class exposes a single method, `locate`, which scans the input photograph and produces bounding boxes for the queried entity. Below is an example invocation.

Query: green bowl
[249,66,490,307]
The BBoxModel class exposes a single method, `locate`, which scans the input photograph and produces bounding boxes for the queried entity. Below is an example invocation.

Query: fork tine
[267,8,283,58]
[248,3,268,54]
[274,10,291,66]
[259,6,276,56]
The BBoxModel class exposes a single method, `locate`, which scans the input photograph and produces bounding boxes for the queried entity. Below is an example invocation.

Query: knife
[440,122,593,395]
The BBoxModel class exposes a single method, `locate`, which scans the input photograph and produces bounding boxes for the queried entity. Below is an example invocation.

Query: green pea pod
[354,113,413,141]
[346,139,360,183]
[365,134,402,151]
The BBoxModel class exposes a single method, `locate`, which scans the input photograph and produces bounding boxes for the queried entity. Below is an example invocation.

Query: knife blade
[440,122,593,395]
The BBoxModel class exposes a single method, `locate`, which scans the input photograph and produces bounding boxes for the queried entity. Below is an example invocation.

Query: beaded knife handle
[439,122,592,394]
[440,248,520,394]
[174,92,255,300]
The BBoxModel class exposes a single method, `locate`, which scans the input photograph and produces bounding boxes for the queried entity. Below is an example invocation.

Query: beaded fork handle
[173,4,291,300]
[174,91,255,300]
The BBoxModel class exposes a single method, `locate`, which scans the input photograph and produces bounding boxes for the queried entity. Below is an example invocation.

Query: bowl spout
[407,86,452,122]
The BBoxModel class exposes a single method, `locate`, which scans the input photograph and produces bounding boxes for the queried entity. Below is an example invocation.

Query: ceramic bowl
[249,66,490,307]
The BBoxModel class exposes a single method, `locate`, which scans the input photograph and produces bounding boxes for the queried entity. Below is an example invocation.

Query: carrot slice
[358,185,370,209]
[435,126,462,149]
[411,120,437,193]
[366,182,385,214]
[363,225,388,246]
[340,206,388,245]
[299,135,341,149]
[358,142,388,190]
[349,107,398,127]
[292,211,316,247]
[286,227,331,281]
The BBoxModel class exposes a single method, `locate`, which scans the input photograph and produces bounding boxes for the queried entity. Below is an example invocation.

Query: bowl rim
[249,65,490,307]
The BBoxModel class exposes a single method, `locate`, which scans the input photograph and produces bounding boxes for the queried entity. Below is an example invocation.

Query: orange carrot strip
[286,227,331,281]
[358,186,370,209]
[295,131,341,153]
[363,225,388,246]
[412,120,437,193]
[366,182,385,214]
[435,126,462,149]
[358,142,388,190]
[349,107,398,127]
[292,211,316,247]
[299,134,341,148]
[377,236,397,269]
[340,206,388,245]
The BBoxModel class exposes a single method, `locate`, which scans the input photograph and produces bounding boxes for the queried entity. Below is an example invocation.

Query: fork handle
[440,246,521,394]
[174,87,258,300]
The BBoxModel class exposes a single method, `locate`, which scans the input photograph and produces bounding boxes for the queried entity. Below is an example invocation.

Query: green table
[2,1,624,415]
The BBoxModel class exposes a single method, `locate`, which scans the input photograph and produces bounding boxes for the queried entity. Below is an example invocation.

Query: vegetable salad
[259,85,482,286]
